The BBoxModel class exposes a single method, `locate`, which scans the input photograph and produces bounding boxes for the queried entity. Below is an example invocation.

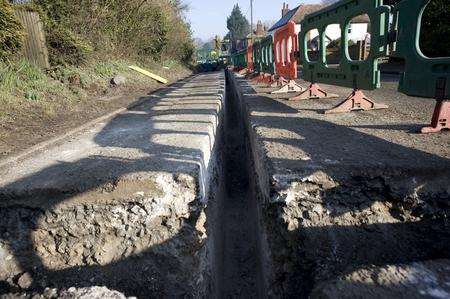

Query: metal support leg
[325,89,388,114]
[251,73,263,82]
[289,83,339,100]
[421,100,450,133]
[269,76,286,88]
[238,68,248,75]
[264,74,276,85]
[271,79,305,94]
[256,73,266,84]
[245,71,258,80]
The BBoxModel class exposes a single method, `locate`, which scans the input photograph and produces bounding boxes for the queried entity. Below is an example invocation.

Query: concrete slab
[229,71,450,298]
[0,72,225,297]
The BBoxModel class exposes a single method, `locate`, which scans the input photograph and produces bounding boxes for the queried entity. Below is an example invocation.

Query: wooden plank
[36,14,49,67]
[129,66,168,84]
[14,10,50,69]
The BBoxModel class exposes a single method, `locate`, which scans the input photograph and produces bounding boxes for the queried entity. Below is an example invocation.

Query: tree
[0,0,24,60]
[226,4,250,46]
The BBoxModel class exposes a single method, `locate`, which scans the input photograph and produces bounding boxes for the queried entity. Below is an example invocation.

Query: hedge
[0,0,24,61]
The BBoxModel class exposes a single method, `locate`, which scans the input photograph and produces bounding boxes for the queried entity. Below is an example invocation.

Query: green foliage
[46,25,93,66]
[227,4,250,41]
[25,90,41,101]
[0,59,59,104]
[16,2,93,66]
[2,0,194,66]
[32,0,194,64]
[0,0,24,60]
[0,57,189,124]
[420,0,450,57]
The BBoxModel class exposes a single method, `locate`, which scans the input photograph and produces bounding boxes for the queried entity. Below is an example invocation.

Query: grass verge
[0,58,192,157]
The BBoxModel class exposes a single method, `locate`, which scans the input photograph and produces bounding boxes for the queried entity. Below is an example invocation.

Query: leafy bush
[5,0,194,66]
[33,0,194,64]
[16,3,93,66]
[45,25,93,66]
[0,0,24,60]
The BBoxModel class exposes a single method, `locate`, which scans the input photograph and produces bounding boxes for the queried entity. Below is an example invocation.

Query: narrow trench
[217,73,264,298]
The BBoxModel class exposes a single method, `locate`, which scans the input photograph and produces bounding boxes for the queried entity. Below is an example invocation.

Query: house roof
[268,4,325,32]
[350,14,370,23]
[304,2,370,24]
[268,5,300,32]
[291,4,326,24]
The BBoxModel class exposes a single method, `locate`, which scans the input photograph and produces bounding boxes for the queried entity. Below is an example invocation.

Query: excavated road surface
[0,73,226,298]
[229,71,450,298]
[2,67,448,299]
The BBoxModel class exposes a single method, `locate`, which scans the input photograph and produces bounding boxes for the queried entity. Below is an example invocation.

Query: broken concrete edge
[0,75,195,170]
[228,71,450,201]
[4,286,132,299]
[310,259,450,299]
[0,72,227,297]
[227,70,450,298]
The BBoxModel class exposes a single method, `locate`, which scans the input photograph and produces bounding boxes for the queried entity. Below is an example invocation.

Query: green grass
[0,58,189,124]
[1,61,66,119]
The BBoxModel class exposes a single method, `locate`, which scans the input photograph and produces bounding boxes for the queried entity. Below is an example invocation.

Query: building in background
[268,3,325,35]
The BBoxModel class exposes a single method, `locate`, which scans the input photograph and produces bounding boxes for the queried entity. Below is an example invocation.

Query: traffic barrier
[252,38,274,84]
[247,43,254,74]
[272,21,305,94]
[391,0,450,133]
[228,0,448,133]
[259,35,276,84]
[231,49,247,74]
[421,101,450,134]
[298,0,390,111]
[290,83,338,101]
[253,40,262,73]
[251,40,264,82]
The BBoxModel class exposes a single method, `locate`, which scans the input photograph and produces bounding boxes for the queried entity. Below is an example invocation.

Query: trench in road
[216,72,265,298]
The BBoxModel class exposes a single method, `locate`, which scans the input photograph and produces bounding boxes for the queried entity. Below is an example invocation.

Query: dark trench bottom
[215,71,265,298]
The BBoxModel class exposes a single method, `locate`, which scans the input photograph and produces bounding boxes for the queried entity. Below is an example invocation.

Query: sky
[185,0,319,41]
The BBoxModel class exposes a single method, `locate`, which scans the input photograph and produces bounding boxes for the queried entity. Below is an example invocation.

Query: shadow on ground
[0,73,225,297]
[235,75,450,297]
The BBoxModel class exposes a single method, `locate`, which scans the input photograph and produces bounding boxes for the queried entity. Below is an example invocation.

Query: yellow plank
[128,65,168,84]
